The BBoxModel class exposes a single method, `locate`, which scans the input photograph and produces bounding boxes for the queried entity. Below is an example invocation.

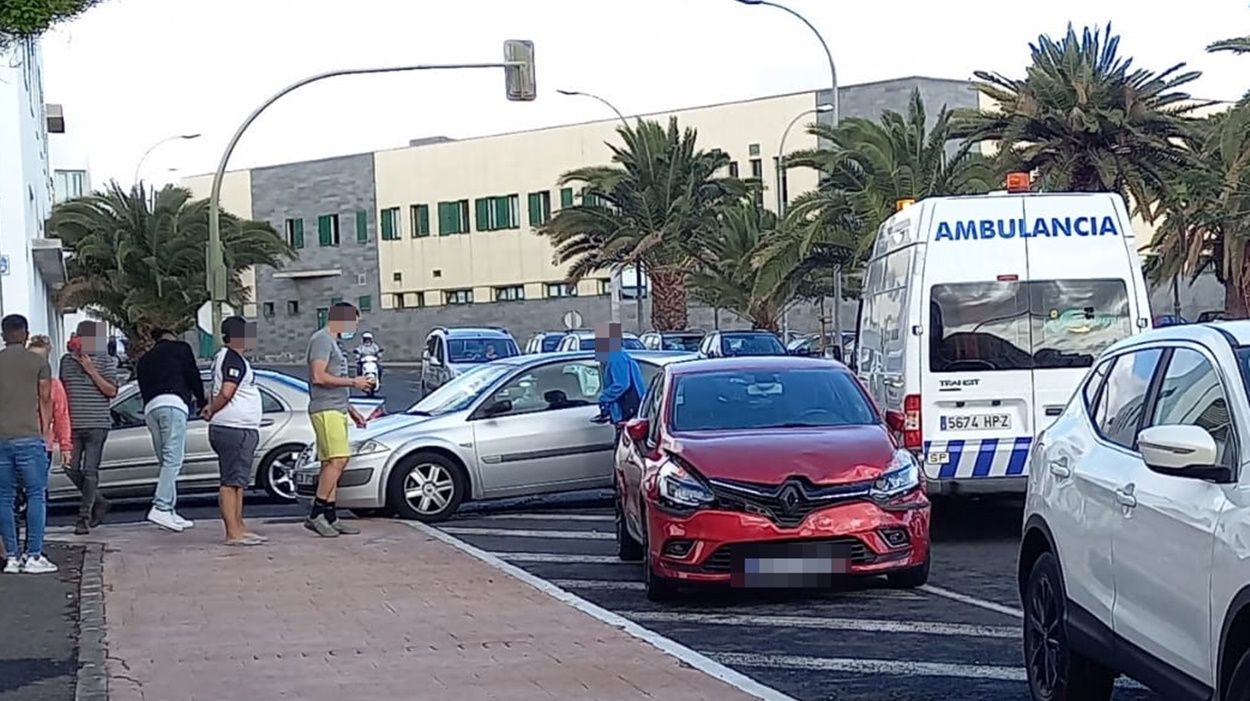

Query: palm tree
[1208,36,1250,55]
[953,23,1204,220]
[49,182,293,357]
[538,117,745,330]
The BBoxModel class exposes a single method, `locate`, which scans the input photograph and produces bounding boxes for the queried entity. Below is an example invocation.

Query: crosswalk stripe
[713,652,1027,681]
[502,552,625,564]
[622,611,1017,638]
[439,527,614,540]
[920,584,1024,619]
[474,513,613,522]
[551,579,643,590]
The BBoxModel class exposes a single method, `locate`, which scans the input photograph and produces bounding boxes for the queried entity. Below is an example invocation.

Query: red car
[613,356,931,601]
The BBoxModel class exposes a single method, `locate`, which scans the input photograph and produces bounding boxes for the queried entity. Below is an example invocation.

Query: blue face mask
[338,331,356,341]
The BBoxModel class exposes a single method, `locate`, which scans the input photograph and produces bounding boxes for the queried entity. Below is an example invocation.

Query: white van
[855,190,1152,495]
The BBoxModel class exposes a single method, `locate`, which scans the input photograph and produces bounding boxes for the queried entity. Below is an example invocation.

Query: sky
[40,0,1250,188]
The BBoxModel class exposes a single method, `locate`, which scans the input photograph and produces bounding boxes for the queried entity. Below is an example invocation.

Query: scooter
[359,354,381,398]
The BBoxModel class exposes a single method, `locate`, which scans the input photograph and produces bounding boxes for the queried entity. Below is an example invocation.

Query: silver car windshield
[409,363,512,416]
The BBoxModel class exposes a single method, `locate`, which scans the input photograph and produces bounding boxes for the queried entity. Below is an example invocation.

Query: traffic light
[504,40,536,102]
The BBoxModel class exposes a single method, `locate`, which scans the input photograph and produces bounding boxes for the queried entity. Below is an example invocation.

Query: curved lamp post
[133,133,200,187]
[777,104,832,338]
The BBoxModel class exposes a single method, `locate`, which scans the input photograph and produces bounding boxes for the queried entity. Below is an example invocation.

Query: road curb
[407,520,798,701]
[75,542,108,701]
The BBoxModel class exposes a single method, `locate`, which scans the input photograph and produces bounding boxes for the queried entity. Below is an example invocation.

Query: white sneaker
[3,556,21,574]
[147,507,184,532]
[21,555,58,575]
[171,512,194,529]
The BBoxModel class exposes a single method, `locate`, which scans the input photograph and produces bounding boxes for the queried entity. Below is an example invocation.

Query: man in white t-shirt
[201,317,265,546]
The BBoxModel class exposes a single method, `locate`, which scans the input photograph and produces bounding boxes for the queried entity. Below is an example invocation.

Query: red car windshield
[671,368,878,431]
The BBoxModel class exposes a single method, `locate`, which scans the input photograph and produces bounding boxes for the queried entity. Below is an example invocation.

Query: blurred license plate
[941,414,1011,431]
[294,471,318,486]
[730,542,850,588]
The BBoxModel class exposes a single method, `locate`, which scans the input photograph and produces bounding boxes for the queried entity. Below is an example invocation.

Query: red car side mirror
[885,410,906,433]
[625,419,650,442]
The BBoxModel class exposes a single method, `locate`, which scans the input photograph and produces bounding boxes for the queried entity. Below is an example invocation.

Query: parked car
[47,369,384,504]
[613,355,930,601]
[640,330,706,352]
[1020,321,1250,700]
[787,332,854,361]
[525,331,567,354]
[292,351,695,522]
[556,330,646,352]
[697,330,787,359]
[420,326,521,395]
[1152,314,1187,327]
[1198,310,1226,323]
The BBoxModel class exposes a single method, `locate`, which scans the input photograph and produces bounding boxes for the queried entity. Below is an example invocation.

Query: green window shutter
[356,210,369,242]
[381,209,395,240]
[438,202,451,235]
[560,187,574,208]
[318,216,332,246]
[493,196,511,229]
[527,193,541,227]
[475,198,491,231]
[417,205,430,236]
[293,219,304,249]
[358,295,372,312]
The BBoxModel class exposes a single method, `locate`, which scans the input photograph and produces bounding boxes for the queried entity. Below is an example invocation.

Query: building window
[284,218,305,249]
[728,162,740,178]
[598,279,612,296]
[445,289,473,305]
[749,158,763,180]
[749,143,761,157]
[527,191,552,227]
[380,207,401,240]
[316,307,330,328]
[413,291,425,307]
[53,170,87,201]
[262,302,275,318]
[494,285,524,302]
[582,192,602,208]
[330,296,343,305]
[287,300,300,315]
[410,204,430,237]
[437,200,470,235]
[545,282,577,298]
[392,271,403,283]
[560,187,574,208]
[356,273,367,286]
[358,295,372,312]
[474,194,521,232]
[394,293,406,309]
[432,269,442,278]
[318,214,340,247]
[356,210,369,243]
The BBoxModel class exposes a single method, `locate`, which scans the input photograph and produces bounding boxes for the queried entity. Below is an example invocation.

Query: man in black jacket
[135,329,206,532]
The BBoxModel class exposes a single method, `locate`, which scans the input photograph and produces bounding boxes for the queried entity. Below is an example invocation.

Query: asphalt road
[0,542,83,701]
[257,364,424,414]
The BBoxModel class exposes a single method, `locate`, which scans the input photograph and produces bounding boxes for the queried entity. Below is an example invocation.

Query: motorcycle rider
[354,333,383,379]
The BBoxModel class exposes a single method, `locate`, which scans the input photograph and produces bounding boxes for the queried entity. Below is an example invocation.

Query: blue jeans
[147,406,188,512]
[0,438,50,557]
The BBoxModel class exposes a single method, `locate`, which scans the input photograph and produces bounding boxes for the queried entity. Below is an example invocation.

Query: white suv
[1020,321,1250,701]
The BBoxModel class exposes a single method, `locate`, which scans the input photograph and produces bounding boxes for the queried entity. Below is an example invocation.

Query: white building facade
[0,36,65,349]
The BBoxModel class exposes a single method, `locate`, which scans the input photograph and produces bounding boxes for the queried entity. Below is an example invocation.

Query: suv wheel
[615,487,643,562]
[1024,552,1114,701]
[387,453,466,523]
[1226,647,1250,701]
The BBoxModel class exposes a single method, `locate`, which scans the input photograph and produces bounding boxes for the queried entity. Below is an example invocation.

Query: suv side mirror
[1137,425,1231,481]
[481,399,513,418]
[885,410,907,433]
[624,419,650,442]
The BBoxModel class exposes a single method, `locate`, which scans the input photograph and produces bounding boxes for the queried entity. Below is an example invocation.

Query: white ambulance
[855,184,1153,495]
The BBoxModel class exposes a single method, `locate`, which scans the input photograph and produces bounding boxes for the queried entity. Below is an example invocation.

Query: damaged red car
[613,356,931,601]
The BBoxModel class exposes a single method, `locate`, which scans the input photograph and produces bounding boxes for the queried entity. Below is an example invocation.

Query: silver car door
[98,389,160,492]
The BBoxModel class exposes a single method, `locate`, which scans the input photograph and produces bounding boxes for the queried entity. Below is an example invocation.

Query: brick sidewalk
[89,519,763,701]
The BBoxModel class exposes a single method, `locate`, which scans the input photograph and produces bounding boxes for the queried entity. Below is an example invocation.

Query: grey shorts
[208,425,259,488]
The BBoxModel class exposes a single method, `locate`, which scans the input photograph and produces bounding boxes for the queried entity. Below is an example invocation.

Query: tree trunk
[649,266,688,331]
[1228,247,1250,320]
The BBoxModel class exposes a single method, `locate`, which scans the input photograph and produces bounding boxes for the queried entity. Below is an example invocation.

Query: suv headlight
[350,439,389,457]
[657,459,714,509]
[870,450,921,501]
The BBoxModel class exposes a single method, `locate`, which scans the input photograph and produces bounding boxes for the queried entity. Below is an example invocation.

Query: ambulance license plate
[941,414,1011,431]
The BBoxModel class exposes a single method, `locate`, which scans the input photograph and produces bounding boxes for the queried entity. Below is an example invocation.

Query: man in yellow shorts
[305,302,375,537]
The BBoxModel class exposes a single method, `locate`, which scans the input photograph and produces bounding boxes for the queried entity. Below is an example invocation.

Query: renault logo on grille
[777,483,803,514]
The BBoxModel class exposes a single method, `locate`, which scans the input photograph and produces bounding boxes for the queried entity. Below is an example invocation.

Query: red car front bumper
[645,492,930,584]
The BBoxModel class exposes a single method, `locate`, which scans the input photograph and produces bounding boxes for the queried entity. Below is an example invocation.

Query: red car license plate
[730,542,851,588]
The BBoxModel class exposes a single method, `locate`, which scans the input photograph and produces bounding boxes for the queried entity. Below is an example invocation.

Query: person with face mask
[305,303,375,537]
[353,332,383,378]
[591,321,645,432]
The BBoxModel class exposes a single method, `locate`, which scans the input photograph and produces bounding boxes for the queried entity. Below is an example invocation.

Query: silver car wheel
[403,463,456,515]
[266,450,300,501]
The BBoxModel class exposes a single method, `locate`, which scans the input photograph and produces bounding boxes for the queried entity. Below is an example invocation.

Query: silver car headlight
[870,450,921,501]
[350,439,390,457]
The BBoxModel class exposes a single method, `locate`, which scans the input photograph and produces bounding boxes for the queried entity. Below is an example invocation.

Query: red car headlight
[870,450,921,502]
[657,459,715,510]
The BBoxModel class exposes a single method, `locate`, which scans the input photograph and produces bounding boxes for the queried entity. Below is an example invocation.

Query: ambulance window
[929,282,1031,372]
[1030,279,1132,369]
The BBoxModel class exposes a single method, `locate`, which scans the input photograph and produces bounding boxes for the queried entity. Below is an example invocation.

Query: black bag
[617,382,641,422]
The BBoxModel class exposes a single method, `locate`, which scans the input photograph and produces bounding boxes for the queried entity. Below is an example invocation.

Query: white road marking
[920,584,1024,619]
[475,513,613,522]
[438,527,613,540]
[410,521,797,701]
[622,611,1018,638]
[713,652,1027,681]
[501,552,626,564]
[552,578,644,590]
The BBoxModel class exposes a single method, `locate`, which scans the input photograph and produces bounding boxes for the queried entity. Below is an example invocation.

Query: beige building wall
[182,170,258,317]
[372,92,820,309]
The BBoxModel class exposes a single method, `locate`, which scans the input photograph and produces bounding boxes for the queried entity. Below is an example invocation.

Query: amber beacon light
[1005,172,1032,193]
[895,198,915,211]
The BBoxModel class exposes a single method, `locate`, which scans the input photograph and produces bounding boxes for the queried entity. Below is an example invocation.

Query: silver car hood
[350,411,461,445]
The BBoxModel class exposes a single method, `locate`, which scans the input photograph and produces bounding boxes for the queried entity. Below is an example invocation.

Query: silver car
[48,369,384,504]
[292,351,692,522]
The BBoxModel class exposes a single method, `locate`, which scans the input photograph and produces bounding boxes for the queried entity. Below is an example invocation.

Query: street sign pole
[207,42,537,352]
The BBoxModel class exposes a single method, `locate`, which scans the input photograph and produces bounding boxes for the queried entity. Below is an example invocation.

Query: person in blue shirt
[592,322,646,427]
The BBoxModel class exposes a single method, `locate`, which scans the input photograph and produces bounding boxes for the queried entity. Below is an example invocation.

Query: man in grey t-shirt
[305,302,374,537]
[61,321,119,535]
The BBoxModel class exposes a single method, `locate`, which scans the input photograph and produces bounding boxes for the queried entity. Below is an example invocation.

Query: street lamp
[776,103,832,216]
[556,88,634,331]
[734,0,844,347]
[206,42,537,350]
[133,133,200,187]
